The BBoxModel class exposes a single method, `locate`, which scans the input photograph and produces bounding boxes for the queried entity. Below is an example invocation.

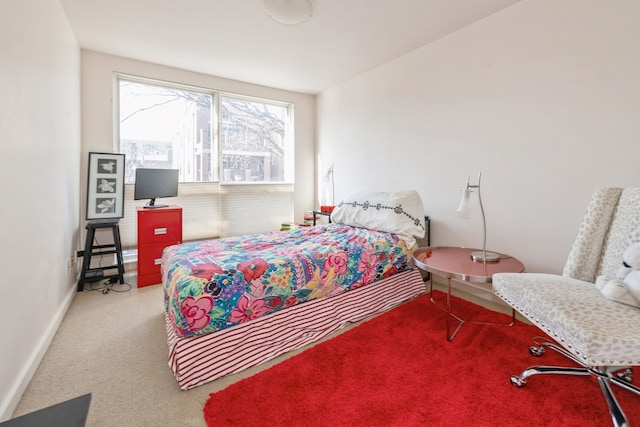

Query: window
[117,78,215,184]
[116,75,294,185]
[114,74,295,246]
[221,95,293,183]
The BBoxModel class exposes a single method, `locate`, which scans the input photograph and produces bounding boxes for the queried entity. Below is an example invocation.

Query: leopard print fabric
[562,187,622,282]
[494,187,640,366]
[597,189,640,280]
[493,272,640,365]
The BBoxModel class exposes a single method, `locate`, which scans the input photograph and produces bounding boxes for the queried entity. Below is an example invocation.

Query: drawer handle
[154,258,162,265]
[154,227,168,235]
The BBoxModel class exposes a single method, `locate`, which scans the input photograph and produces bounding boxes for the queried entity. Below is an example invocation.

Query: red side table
[413,246,525,341]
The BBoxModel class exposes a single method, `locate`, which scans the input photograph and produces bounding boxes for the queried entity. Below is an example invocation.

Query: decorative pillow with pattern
[331,190,426,248]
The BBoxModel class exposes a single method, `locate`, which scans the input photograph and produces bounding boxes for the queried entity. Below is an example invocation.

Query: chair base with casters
[509,339,639,427]
[493,187,640,427]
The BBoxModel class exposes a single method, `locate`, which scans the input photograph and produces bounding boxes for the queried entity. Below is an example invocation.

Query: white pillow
[331,190,426,247]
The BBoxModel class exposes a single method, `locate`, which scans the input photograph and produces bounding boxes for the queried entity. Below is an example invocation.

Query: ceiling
[59,0,521,95]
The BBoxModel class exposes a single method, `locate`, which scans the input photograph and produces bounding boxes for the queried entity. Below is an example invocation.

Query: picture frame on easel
[86,152,125,220]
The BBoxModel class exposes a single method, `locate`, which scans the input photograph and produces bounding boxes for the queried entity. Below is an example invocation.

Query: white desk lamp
[456,173,500,263]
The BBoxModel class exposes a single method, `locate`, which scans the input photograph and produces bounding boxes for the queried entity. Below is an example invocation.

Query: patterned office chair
[493,187,640,427]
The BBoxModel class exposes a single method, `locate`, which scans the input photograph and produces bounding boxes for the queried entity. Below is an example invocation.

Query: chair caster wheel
[616,368,633,383]
[510,375,526,387]
[529,346,544,357]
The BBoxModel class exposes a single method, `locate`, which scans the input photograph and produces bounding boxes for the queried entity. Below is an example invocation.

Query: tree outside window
[220,96,292,183]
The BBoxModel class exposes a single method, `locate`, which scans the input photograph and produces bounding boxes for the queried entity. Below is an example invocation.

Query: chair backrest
[563,187,640,282]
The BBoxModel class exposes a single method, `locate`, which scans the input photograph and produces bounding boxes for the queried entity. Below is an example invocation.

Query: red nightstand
[137,206,182,287]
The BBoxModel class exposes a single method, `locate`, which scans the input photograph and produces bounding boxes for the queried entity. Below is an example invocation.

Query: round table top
[413,246,525,283]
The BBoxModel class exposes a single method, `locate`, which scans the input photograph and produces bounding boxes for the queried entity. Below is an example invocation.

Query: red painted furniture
[137,206,182,287]
[413,246,524,341]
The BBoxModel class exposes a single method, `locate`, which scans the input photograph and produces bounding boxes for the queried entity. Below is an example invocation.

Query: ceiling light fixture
[264,0,314,25]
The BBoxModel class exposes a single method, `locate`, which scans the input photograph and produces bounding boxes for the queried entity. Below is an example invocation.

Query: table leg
[429,274,516,341]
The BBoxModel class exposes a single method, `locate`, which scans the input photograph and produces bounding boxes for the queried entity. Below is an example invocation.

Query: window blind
[219,183,294,237]
[118,183,293,248]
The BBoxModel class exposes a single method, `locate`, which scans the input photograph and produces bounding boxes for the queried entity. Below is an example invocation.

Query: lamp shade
[456,189,471,218]
[264,0,314,25]
[321,164,334,206]
[323,164,334,181]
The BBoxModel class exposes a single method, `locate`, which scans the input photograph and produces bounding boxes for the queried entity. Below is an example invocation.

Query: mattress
[166,268,426,390]
[162,223,415,339]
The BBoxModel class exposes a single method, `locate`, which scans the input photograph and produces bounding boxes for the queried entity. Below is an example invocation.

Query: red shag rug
[203,291,639,426]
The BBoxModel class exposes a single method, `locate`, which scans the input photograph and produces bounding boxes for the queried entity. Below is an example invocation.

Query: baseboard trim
[0,284,77,422]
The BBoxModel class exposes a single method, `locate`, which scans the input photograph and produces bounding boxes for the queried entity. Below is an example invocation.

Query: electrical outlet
[66,251,78,270]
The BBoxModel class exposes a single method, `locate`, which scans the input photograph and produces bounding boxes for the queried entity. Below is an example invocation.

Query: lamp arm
[477,183,487,260]
[332,174,335,206]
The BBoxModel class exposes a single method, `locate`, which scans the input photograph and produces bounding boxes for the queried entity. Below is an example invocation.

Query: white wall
[318,0,640,274]
[80,50,316,242]
[0,0,81,420]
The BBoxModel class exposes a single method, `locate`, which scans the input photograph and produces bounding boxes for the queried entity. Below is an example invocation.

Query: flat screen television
[134,168,179,208]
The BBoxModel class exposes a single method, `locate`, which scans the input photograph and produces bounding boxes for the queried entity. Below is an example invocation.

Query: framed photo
[86,152,125,220]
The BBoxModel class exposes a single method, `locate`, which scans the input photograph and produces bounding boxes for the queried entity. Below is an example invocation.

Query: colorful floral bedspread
[163,223,414,338]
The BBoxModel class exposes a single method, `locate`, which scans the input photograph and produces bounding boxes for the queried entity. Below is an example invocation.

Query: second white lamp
[456,173,500,263]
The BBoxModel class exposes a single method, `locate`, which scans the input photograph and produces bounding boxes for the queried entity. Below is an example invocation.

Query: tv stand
[144,198,168,209]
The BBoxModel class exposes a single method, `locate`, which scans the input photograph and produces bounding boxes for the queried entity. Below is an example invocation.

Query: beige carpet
[13,280,515,426]
[11,283,369,427]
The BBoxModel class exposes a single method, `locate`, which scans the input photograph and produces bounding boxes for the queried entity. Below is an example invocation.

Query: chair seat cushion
[493,273,640,366]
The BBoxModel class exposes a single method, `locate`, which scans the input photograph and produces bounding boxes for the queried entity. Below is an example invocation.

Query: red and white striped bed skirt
[165,268,426,390]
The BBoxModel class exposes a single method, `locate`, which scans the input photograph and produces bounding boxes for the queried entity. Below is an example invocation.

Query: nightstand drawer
[138,241,179,275]
[138,271,162,288]
[137,208,182,243]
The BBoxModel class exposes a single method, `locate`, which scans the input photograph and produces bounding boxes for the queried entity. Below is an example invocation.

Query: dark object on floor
[1,393,91,427]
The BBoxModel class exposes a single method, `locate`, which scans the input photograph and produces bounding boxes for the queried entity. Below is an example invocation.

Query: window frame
[113,72,218,184]
[113,72,295,186]
[219,91,295,185]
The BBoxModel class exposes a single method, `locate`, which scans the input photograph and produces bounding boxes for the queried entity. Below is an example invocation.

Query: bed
[163,190,428,390]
